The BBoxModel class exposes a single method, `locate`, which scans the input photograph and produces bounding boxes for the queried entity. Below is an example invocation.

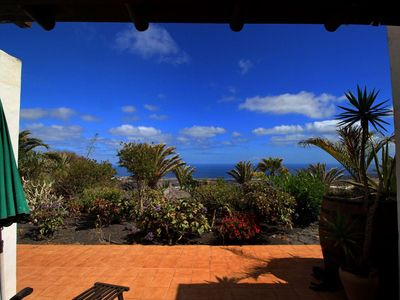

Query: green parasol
[0,98,29,244]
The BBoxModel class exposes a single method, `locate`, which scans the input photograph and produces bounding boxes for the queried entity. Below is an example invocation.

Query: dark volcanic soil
[17,218,319,246]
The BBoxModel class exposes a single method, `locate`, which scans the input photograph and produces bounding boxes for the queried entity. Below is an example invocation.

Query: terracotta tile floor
[17,244,345,300]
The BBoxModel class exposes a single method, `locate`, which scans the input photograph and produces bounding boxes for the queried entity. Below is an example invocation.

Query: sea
[114,163,344,179]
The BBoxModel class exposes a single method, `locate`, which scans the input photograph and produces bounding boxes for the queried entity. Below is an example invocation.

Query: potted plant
[301,86,393,294]
[323,213,378,300]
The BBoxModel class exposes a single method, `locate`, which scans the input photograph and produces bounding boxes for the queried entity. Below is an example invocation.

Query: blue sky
[0,22,394,165]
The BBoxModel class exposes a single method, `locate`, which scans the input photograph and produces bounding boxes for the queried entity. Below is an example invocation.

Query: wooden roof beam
[229,0,244,32]
[23,5,55,31]
[125,4,149,32]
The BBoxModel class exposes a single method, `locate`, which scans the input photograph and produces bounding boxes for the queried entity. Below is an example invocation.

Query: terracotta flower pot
[339,267,379,300]
[319,195,366,278]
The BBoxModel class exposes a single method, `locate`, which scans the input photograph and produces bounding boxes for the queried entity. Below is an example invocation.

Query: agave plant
[257,157,287,176]
[227,161,254,184]
[322,213,362,269]
[307,163,343,186]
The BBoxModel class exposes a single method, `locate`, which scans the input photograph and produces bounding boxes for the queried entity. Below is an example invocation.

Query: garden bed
[17,218,319,245]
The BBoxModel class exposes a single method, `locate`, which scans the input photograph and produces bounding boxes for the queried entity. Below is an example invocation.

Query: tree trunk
[137,179,144,212]
[360,120,369,199]
[361,192,380,270]
[211,209,216,228]
[360,121,373,272]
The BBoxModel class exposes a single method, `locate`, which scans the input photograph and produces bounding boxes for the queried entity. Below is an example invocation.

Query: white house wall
[0,49,22,300]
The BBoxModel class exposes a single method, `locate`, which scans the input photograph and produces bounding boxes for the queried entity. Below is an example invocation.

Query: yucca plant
[307,163,344,186]
[337,86,392,197]
[257,157,288,176]
[337,86,392,273]
[227,161,254,184]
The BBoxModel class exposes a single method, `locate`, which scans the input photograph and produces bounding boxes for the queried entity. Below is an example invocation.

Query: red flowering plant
[218,212,261,243]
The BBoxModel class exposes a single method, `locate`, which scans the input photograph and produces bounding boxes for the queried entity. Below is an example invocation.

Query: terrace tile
[17,244,345,299]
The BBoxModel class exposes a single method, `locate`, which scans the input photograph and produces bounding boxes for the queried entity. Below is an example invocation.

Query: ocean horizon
[114,163,344,179]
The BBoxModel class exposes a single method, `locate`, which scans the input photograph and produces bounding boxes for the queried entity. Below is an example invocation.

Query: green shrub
[81,186,126,226]
[23,179,67,238]
[134,190,210,244]
[192,180,243,228]
[19,151,47,181]
[52,154,116,197]
[271,172,326,226]
[244,180,295,228]
[65,197,84,218]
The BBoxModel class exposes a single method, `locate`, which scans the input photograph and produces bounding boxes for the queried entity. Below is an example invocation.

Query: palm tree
[337,86,392,269]
[19,130,48,157]
[18,130,49,179]
[306,163,343,186]
[149,144,184,188]
[227,161,254,184]
[118,142,184,189]
[299,126,373,183]
[257,157,287,176]
[173,165,196,190]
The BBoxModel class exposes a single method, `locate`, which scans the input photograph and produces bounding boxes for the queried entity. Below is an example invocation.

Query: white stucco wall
[0,50,22,300]
[387,26,400,296]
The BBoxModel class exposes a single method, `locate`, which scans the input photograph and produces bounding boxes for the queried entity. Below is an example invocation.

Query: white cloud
[81,114,99,122]
[50,107,75,120]
[115,24,189,65]
[109,124,161,137]
[305,119,340,133]
[240,91,341,118]
[253,125,304,135]
[180,126,226,138]
[270,134,308,145]
[25,123,83,142]
[253,119,343,145]
[176,136,190,144]
[21,107,76,121]
[109,124,171,143]
[253,119,340,136]
[149,114,167,121]
[232,131,241,137]
[144,104,159,111]
[238,59,253,74]
[122,105,136,113]
[21,108,47,120]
